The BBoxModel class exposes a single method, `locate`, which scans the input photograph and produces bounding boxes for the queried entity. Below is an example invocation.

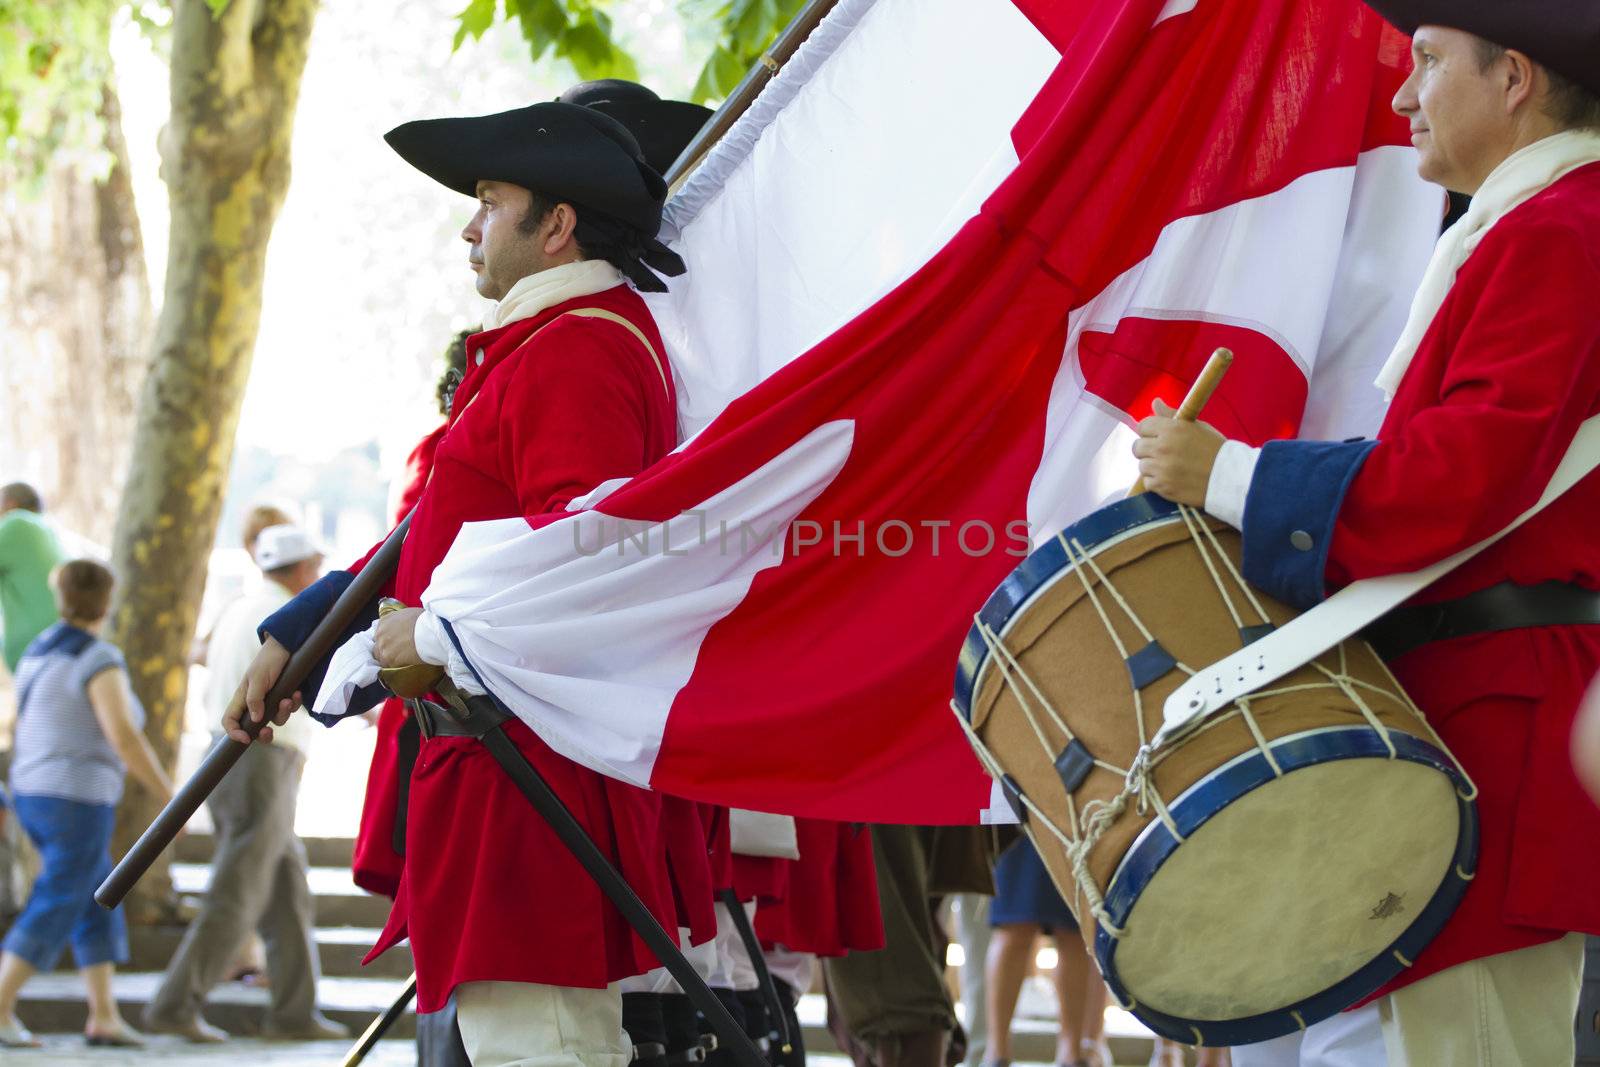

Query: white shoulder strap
[1160,413,1600,742]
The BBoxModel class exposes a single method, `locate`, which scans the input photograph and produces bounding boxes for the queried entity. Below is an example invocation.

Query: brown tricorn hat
[1365,0,1600,97]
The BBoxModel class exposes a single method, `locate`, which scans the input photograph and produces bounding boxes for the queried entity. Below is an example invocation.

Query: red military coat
[1245,163,1600,997]
[353,424,445,899]
[351,284,691,1011]
[755,819,884,957]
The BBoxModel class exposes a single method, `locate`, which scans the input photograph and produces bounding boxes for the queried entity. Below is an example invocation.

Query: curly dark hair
[436,329,473,416]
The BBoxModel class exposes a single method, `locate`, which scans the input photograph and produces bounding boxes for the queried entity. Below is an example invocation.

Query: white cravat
[482,259,625,331]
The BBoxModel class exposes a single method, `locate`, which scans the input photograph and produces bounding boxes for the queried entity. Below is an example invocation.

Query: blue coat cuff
[258,571,381,713]
[1241,438,1376,610]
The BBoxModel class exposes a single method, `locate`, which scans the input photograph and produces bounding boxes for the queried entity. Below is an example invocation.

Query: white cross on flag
[323,0,1441,823]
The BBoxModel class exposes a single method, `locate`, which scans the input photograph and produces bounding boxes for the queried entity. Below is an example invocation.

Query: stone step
[14,969,419,1041]
[127,925,414,981]
[171,862,392,928]
[174,833,356,870]
[12,978,1167,1063]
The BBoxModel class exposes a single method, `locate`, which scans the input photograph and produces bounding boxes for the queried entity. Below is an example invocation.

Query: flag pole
[664,0,842,189]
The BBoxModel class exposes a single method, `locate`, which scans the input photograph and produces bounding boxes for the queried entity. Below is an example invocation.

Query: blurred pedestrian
[983,837,1109,1067]
[192,502,295,988]
[0,559,173,1048]
[0,483,66,676]
[144,524,348,1043]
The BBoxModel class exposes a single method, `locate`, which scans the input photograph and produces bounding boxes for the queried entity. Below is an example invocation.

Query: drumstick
[1130,347,1234,496]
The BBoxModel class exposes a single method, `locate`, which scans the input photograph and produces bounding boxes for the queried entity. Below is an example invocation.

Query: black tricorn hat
[1365,0,1600,97]
[385,101,686,290]
[560,80,713,176]
[385,101,668,236]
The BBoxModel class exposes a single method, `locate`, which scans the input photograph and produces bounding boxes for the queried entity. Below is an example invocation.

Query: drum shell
[965,511,1448,992]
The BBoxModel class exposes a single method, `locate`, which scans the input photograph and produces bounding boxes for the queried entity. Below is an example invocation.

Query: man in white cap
[145,523,348,1042]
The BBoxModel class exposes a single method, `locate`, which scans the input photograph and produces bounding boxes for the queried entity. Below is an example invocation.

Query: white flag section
[316,0,1443,823]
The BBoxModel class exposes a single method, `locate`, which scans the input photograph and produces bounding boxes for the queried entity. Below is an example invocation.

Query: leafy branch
[456,0,809,103]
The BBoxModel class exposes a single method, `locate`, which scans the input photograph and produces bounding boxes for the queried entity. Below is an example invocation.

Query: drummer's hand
[224,636,300,745]
[1132,399,1227,508]
[375,607,424,669]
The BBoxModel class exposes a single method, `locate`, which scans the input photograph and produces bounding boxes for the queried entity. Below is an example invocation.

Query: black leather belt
[406,691,510,739]
[1363,580,1600,661]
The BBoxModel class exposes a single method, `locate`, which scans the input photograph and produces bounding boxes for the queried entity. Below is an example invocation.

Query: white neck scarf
[483,259,625,331]
[1376,128,1600,399]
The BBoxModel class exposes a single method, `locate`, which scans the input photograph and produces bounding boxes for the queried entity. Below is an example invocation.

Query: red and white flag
[325,0,1441,823]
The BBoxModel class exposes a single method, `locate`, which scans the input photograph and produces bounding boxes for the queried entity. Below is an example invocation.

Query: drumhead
[1095,726,1478,1045]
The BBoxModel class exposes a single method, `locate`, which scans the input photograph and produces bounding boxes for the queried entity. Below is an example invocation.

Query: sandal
[86,1029,146,1048]
[0,1018,40,1048]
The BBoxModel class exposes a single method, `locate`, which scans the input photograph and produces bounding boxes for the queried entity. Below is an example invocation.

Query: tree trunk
[0,85,152,548]
[109,0,318,923]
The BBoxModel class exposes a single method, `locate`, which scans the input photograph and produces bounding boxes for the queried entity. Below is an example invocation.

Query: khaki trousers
[455,980,630,1067]
[824,825,956,1045]
[146,741,319,1030]
[1379,934,1585,1066]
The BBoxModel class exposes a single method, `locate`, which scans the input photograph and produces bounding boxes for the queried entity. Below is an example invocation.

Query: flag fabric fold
[324,0,1442,823]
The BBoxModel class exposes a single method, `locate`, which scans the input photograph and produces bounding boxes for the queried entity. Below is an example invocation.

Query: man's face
[1392,26,1520,195]
[461,180,552,300]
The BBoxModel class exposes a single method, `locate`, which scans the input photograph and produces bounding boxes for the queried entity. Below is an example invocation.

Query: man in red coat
[227,102,692,1066]
[1134,4,1600,1064]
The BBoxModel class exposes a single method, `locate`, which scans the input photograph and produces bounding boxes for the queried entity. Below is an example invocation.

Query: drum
[951,494,1477,1046]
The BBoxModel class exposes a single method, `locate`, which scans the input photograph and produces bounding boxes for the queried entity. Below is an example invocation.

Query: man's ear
[1501,48,1538,115]
[543,203,580,256]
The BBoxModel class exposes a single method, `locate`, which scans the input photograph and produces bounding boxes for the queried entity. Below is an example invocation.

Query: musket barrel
[96,513,413,909]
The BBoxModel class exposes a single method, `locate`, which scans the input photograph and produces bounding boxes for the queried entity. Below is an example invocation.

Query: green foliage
[461,0,806,104]
[0,0,121,174]
[0,0,229,179]
[683,0,806,103]
[453,0,637,81]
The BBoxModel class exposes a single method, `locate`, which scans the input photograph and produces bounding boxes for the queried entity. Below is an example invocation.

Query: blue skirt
[989,836,1078,933]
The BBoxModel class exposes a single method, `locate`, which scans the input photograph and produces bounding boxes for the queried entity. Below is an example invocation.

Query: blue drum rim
[954,493,1184,718]
[1093,725,1480,1047]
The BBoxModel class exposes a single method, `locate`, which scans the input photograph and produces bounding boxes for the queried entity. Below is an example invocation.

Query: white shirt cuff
[412,609,449,666]
[412,610,487,697]
[1204,440,1261,530]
